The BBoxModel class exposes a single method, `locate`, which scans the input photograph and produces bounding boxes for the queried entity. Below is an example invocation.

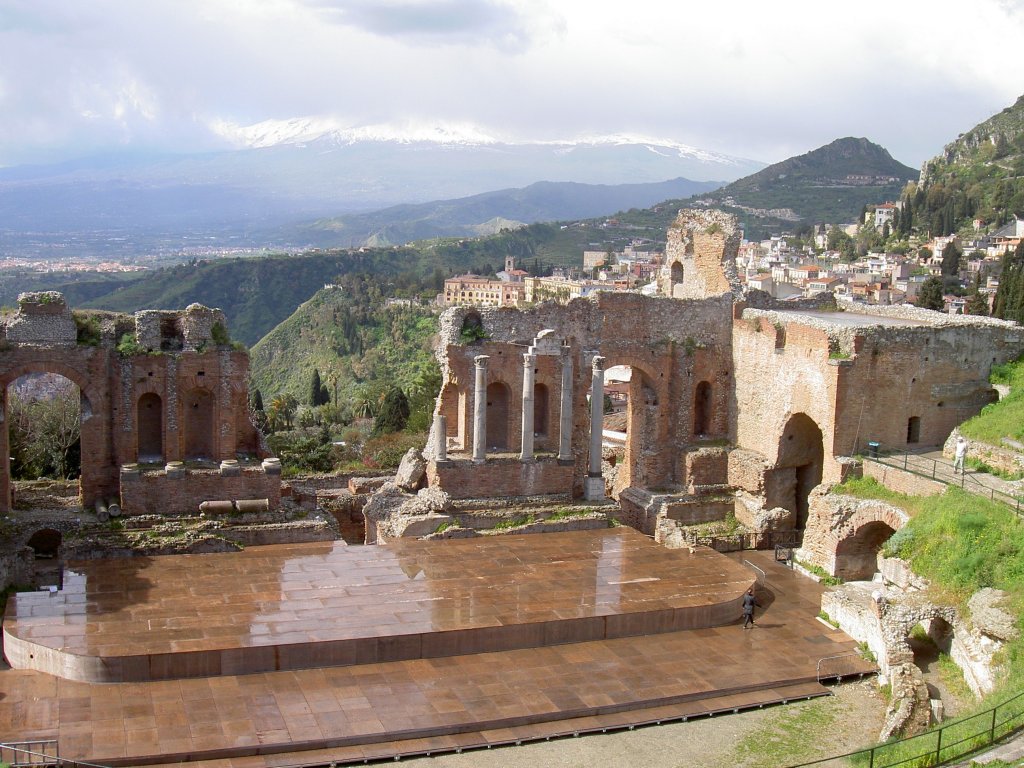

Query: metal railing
[815,651,863,683]
[784,687,1024,768]
[688,529,804,553]
[864,442,1024,515]
[0,741,111,768]
[743,559,767,590]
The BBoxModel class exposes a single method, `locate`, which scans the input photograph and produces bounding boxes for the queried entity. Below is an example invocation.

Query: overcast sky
[2,0,1023,168]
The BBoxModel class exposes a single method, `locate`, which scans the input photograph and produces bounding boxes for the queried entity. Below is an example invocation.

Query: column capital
[474,355,490,369]
[590,354,605,372]
[522,352,537,367]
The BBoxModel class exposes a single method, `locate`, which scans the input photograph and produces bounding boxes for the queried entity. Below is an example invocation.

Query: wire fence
[864,442,1024,515]
[784,687,1024,768]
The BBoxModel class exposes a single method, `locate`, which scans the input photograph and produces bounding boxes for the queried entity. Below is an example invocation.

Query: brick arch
[0,359,108,513]
[597,358,665,493]
[881,603,960,672]
[776,412,825,529]
[817,501,909,579]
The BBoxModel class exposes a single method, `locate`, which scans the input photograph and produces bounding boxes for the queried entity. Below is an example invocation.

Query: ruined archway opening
[907,618,966,717]
[834,520,896,580]
[776,413,824,530]
[7,373,82,482]
[137,392,164,463]
[184,388,215,461]
[601,365,661,497]
[26,528,62,558]
[485,381,511,451]
[670,262,684,287]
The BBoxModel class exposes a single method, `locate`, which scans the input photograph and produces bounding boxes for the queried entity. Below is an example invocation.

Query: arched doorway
[485,382,511,451]
[602,364,660,497]
[670,262,684,288]
[776,413,824,530]
[184,388,214,460]
[834,521,896,580]
[137,393,163,462]
[907,416,921,444]
[906,617,966,716]
[6,373,83,481]
[26,528,62,557]
[694,381,712,437]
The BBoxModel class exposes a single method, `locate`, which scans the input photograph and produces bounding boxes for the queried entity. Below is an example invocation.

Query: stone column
[585,354,606,500]
[558,346,573,462]
[472,355,489,464]
[434,414,448,462]
[520,353,537,461]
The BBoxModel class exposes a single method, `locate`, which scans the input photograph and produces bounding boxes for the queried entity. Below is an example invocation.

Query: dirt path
[400,679,888,768]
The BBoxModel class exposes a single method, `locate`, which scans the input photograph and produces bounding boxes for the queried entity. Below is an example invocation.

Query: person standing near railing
[953,435,968,475]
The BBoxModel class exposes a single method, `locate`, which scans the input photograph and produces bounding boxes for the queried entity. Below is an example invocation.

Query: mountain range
[0,127,761,258]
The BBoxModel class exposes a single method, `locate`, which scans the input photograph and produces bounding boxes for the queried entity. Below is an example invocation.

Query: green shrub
[116,333,145,357]
[73,313,102,346]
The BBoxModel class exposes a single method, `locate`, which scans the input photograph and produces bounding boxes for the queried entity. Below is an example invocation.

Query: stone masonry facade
[426,209,1024,561]
[0,293,272,515]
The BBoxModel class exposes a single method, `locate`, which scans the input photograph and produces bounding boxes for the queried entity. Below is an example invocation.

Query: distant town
[442,203,1024,316]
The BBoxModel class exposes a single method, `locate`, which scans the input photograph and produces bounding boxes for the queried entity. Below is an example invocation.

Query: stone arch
[485,381,511,451]
[534,382,549,438]
[694,380,712,437]
[600,359,664,494]
[834,520,897,580]
[882,603,961,674]
[183,387,215,460]
[670,261,684,286]
[0,360,106,513]
[776,413,824,530]
[26,528,62,557]
[137,392,164,462]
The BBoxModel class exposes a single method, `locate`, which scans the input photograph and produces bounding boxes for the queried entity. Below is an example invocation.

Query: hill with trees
[898,94,1024,239]
[695,137,917,234]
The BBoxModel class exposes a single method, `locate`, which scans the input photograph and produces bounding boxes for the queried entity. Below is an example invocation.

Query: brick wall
[120,466,281,516]
[863,461,946,497]
[427,457,574,499]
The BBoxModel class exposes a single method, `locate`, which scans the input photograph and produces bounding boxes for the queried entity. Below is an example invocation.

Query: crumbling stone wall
[0,293,265,515]
[119,463,281,516]
[433,292,734,499]
[798,488,909,579]
[660,209,741,299]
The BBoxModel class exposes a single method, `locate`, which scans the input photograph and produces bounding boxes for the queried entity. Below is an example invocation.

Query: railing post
[935,724,942,763]
[991,705,998,742]
[869,745,875,768]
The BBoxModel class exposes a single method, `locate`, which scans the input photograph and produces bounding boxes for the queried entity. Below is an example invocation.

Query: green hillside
[901,94,1024,237]
[697,137,916,230]
[248,277,440,418]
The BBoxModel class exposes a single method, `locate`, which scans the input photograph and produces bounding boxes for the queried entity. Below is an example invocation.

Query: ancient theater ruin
[411,208,1024,570]
[3,211,1023,766]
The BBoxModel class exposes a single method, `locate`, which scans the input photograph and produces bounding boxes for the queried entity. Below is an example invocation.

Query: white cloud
[0,0,1021,166]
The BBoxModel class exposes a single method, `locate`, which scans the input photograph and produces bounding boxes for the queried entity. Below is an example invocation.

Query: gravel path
[400,679,888,768]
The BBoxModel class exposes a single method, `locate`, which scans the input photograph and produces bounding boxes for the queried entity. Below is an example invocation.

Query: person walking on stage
[742,587,760,629]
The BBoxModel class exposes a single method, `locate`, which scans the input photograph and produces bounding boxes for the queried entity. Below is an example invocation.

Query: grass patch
[966,456,1024,480]
[818,610,840,628]
[936,653,974,703]
[434,520,454,534]
[833,475,916,507]
[731,695,842,766]
[493,514,535,530]
[545,507,598,522]
[795,558,843,586]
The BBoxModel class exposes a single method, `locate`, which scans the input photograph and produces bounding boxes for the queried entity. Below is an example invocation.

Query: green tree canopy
[917,276,946,311]
[373,387,411,436]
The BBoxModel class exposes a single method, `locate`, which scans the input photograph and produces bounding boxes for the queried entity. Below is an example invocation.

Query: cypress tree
[310,369,324,407]
[918,276,945,311]
[251,389,264,413]
[373,388,410,435]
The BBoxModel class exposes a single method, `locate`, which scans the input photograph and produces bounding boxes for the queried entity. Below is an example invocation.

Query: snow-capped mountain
[209,117,757,171]
[0,118,765,256]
